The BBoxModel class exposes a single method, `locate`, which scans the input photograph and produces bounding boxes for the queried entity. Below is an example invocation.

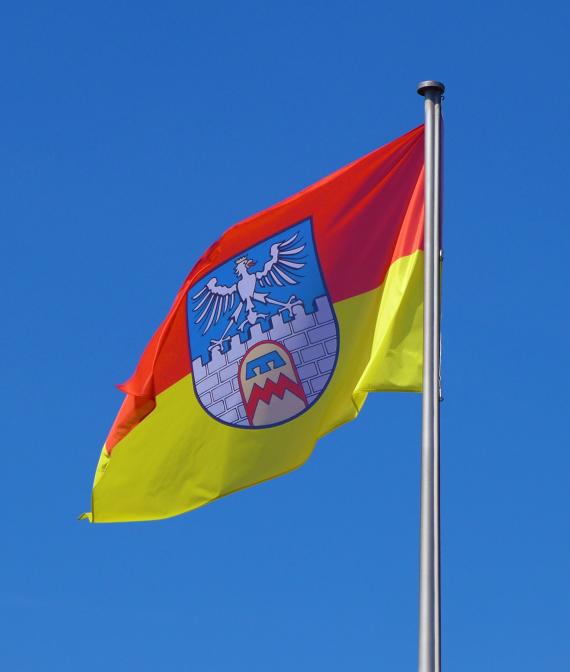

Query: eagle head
[234,256,255,276]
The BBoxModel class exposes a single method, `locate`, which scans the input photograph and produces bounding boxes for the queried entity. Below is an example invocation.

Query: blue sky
[1,2,569,670]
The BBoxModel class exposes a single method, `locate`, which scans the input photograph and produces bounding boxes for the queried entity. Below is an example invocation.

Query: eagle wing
[256,232,306,288]
[192,278,238,334]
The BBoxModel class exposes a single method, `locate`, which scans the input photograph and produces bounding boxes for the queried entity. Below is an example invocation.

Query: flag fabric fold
[82,125,425,523]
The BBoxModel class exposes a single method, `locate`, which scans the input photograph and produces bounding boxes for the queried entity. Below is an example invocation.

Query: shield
[187,218,339,428]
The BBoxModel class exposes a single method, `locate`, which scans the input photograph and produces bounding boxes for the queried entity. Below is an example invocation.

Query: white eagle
[192,231,306,351]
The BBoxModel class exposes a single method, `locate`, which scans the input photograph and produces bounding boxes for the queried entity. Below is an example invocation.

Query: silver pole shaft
[416,80,444,672]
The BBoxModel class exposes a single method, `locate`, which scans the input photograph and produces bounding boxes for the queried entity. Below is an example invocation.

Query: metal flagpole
[416,79,444,672]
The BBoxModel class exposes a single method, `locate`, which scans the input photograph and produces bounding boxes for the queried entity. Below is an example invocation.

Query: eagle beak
[248,260,255,268]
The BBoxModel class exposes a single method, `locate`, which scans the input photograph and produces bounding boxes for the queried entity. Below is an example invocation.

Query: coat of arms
[187,218,339,428]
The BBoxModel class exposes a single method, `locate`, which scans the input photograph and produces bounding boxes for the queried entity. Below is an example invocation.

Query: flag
[82,125,424,523]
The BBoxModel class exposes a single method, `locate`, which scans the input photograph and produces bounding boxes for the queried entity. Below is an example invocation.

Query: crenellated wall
[191,295,338,426]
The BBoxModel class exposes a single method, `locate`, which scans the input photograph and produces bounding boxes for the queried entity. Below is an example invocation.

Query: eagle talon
[278,295,303,316]
[208,336,230,353]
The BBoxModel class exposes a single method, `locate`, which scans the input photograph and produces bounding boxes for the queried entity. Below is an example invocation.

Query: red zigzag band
[244,373,307,423]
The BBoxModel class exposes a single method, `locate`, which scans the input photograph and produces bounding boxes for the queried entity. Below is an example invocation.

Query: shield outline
[187,217,340,429]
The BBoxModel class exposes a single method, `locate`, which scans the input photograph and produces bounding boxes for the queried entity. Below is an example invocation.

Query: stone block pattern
[191,295,338,426]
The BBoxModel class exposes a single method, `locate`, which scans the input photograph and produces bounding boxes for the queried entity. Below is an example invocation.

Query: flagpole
[416,79,444,672]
